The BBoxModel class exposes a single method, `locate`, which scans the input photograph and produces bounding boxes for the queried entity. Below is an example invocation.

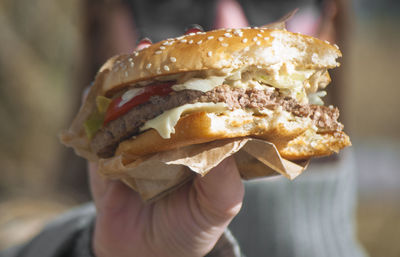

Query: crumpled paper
[98,138,309,201]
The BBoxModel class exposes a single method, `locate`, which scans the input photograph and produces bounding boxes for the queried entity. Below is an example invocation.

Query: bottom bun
[279,129,351,160]
[115,109,350,160]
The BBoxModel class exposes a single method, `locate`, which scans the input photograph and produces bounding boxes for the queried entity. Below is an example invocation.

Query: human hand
[89,156,243,257]
[88,2,249,256]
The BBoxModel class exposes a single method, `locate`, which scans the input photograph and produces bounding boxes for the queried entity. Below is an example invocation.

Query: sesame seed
[221,43,228,47]
[133,51,139,56]
[264,37,269,40]
[253,26,259,29]
[207,36,214,40]
[207,51,212,57]
[128,57,133,62]
[130,62,134,67]
[257,65,262,69]
[234,30,243,37]
[324,40,330,44]
[226,29,232,32]
[197,40,203,45]
[180,39,187,43]
[334,44,339,49]
[157,68,162,74]
[188,40,193,44]
[242,38,248,43]
[162,41,169,45]
[257,33,262,37]
[224,33,232,38]
[256,41,261,45]
[170,57,176,62]
[155,50,162,55]
[244,46,250,51]
[159,46,166,50]
[253,37,258,42]
[146,63,152,69]
[233,29,241,35]
[218,37,224,42]
[163,65,170,71]
[260,29,265,33]
[189,32,195,36]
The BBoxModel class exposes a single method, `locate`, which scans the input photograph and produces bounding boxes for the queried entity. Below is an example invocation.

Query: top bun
[99,28,341,94]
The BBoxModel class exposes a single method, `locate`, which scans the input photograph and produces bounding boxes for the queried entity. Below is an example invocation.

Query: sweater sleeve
[0,203,244,257]
[205,229,245,257]
[0,203,96,257]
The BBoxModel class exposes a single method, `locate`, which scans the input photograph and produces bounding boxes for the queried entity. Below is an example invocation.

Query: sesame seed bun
[99,28,341,95]
[61,27,349,163]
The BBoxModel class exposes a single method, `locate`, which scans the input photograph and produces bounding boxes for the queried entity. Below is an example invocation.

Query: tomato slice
[103,82,174,125]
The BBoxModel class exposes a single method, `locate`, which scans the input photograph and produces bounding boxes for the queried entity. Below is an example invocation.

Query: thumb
[193,157,244,224]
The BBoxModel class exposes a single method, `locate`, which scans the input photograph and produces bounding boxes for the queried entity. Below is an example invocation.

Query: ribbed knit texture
[229,149,367,257]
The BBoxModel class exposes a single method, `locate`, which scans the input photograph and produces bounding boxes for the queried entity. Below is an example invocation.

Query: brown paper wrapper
[98,138,309,201]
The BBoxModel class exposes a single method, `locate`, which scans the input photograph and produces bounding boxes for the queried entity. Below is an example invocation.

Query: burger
[61,27,350,165]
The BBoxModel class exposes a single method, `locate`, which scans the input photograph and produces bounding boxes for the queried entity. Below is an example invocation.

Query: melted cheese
[140,102,228,138]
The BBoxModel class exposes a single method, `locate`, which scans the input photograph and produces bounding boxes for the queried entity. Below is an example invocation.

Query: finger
[214,0,249,29]
[193,156,244,222]
[286,8,321,37]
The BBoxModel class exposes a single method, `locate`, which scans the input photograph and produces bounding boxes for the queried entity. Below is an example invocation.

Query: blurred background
[0,0,399,256]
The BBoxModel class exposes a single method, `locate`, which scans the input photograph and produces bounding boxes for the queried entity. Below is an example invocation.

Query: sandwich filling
[89,79,344,158]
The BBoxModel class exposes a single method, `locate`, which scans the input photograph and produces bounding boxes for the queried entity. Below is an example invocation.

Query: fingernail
[184,24,204,34]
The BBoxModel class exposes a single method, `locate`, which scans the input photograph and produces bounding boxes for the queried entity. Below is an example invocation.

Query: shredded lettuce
[308,91,327,105]
[258,69,314,90]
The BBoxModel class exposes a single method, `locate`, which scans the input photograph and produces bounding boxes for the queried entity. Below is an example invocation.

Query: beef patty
[91,84,343,158]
